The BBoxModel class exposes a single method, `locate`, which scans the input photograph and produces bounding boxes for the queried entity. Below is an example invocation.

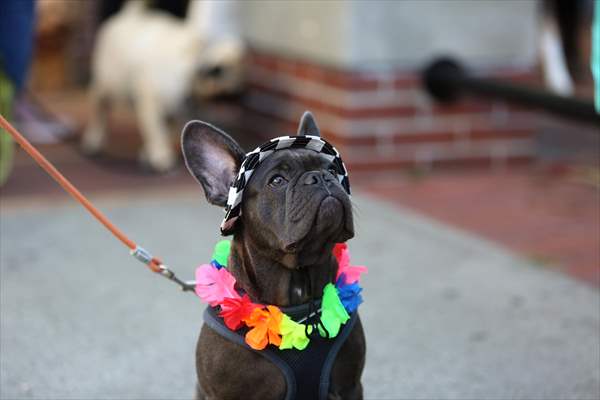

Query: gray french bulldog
[181,112,366,400]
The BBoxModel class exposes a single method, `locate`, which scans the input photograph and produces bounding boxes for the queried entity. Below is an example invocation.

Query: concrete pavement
[1,191,599,399]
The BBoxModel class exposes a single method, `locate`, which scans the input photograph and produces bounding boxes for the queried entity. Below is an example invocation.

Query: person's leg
[0,0,35,186]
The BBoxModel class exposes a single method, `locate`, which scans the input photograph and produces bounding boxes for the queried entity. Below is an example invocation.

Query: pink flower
[195,264,241,306]
[333,243,368,284]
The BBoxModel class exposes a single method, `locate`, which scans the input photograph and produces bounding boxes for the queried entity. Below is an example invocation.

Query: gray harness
[203,304,358,400]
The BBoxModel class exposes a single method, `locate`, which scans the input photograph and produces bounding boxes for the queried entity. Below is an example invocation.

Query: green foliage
[0,69,14,186]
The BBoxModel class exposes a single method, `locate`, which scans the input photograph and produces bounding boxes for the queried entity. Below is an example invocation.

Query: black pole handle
[423,58,600,126]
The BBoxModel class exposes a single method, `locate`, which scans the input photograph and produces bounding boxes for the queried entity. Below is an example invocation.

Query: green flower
[279,314,310,350]
[212,240,231,267]
[319,283,349,338]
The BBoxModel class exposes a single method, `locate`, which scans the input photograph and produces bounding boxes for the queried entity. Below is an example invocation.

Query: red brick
[245,82,418,119]
[489,69,542,85]
[322,69,380,90]
[469,129,535,141]
[393,73,421,89]
[248,52,280,72]
[294,60,381,90]
[566,264,600,287]
[294,59,327,82]
[392,132,457,144]
[321,131,378,147]
[345,157,414,171]
[434,155,533,169]
[275,56,298,76]
[352,165,598,287]
[250,50,385,91]
[430,99,494,115]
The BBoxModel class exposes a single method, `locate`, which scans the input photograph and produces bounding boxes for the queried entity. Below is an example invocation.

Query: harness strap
[203,306,358,400]
[203,307,295,400]
[318,311,357,400]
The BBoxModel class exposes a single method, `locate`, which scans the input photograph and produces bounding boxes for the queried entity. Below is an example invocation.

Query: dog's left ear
[297,111,320,137]
[181,120,245,207]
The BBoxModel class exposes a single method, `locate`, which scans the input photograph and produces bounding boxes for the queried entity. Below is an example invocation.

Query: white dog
[82,0,245,172]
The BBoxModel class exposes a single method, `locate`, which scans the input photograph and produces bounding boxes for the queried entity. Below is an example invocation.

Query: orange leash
[0,114,194,291]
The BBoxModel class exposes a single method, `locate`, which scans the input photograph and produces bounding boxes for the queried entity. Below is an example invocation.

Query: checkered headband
[220,135,351,235]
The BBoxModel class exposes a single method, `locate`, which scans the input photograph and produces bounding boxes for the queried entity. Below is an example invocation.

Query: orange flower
[244,305,283,350]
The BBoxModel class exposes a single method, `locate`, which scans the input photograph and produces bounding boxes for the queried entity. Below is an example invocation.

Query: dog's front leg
[81,87,109,155]
[196,324,287,400]
[329,316,366,400]
[133,79,176,172]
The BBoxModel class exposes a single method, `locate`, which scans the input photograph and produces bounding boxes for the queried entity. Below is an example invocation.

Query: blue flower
[336,274,363,313]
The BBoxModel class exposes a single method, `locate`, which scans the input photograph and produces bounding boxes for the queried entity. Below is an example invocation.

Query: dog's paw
[80,128,106,156]
[139,147,177,173]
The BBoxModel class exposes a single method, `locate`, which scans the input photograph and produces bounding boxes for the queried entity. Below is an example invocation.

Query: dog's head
[181,112,354,269]
[191,37,245,99]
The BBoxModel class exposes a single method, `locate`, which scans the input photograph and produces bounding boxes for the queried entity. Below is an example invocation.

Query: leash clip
[157,263,196,292]
[130,246,195,293]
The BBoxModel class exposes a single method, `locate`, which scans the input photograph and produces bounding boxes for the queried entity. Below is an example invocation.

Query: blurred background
[1,0,598,284]
[0,0,599,399]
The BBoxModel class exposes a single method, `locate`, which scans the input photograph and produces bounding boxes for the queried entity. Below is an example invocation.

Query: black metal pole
[423,58,600,126]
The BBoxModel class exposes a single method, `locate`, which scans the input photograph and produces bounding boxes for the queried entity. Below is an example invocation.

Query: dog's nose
[322,171,334,182]
[303,171,333,186]
[302,171,331,185]
[303,171,321,185]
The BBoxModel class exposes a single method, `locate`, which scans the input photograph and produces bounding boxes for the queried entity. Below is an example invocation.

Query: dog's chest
[199,306,359,400]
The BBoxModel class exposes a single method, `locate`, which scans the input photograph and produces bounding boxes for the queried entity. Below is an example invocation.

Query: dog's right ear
[181,120,245,207]
[297,111,320,137]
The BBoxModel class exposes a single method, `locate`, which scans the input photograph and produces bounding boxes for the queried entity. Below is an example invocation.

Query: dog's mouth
[315,196,344,232]
[283,194,351,254]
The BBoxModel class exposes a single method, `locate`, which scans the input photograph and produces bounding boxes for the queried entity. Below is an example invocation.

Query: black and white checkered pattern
[220,135,351,235]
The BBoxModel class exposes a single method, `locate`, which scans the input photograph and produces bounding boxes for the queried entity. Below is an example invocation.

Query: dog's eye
[206,65,223,78]
[269,175,287,187]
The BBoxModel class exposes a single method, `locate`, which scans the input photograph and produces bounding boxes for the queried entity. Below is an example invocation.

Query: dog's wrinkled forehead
[220,135,351,236]
[250,148,334,178]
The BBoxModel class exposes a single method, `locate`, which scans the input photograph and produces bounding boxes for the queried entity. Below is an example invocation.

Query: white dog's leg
[81,87,109,155]
[133,81,176,172]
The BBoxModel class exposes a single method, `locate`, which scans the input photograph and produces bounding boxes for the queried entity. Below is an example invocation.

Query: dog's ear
[181,120,245,207]
[297,111,320,137]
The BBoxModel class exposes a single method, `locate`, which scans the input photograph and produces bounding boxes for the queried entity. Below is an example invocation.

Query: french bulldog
[181,112,366,400]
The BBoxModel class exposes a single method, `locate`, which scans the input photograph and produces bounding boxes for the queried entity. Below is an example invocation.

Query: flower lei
[194,240,367,351]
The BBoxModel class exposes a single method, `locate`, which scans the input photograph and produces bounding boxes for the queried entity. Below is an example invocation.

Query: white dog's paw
[80,127,106,156]
[139,147,177,173]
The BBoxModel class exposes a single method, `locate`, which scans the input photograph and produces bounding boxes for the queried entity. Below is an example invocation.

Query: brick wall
[242,50,541,171]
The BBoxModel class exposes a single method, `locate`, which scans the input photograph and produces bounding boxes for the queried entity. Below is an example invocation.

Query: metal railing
[423,58,600,126]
